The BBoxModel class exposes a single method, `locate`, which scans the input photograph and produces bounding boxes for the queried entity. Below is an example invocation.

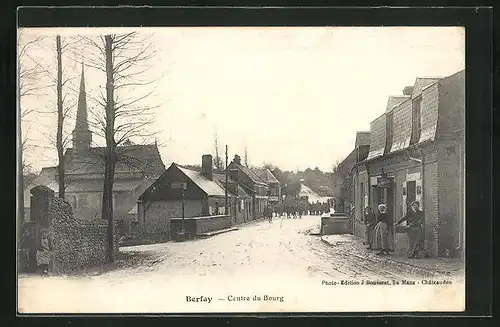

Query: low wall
[49,198,120,275]
[321,215,351,235]
[170,215,231,240]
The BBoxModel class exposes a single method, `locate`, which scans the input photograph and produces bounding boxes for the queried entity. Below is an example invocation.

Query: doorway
[375,185,396,249]
[406,181,416,213]
[376,186,395,224]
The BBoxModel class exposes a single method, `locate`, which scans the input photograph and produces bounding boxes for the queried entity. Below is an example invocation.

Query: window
[411,96,422,144]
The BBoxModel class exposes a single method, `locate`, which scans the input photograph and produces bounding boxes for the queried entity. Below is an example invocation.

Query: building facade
[227,155,270,220]
[252,168,281,208]
[350,70,465,259]
[137,154,252,237]
[331,132,371,214]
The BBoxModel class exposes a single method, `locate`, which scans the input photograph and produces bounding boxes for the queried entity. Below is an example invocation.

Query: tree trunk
[17,58,24,227]
[56,35,65,199]
[18,110,24,226]
[102,35,116,263]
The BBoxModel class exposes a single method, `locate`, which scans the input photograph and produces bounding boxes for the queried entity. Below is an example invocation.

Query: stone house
[137,155,252,237]
[350,69,465,259]
[227,155,270,220]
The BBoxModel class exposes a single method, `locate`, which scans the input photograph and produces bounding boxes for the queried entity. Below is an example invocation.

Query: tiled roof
[232,163,267,185]
[177,165,227,197]
[390,99,412,153]
[64,144,165,179]
[213,173,251,197]
[411,77,442,98]
[251,168,280,184]
[354,131,371,148]
[366,114,387,160]
[419,81,439,143]
[386,96,410,113]
[335,145,370,176]
[173,165,250,198]
[36,178,147,193]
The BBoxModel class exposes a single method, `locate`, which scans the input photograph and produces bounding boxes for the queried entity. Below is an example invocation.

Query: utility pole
[181,183,186,236]
[225,145,228,215]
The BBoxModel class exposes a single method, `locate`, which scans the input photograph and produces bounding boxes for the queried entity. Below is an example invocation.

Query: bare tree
[213,132,223,171]
[81,32,161,262]
[55,35,66,199]
[17,32,47,224]
[30,35,81,199]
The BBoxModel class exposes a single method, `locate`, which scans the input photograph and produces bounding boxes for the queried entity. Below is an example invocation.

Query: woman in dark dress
[364,206,376,249]
[396,200,425,258]
[373,204,391,255]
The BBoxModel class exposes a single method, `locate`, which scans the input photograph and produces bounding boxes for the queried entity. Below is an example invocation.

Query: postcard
[17,25,465,313]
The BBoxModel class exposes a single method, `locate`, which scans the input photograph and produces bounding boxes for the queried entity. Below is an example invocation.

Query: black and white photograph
[17,24,465,313]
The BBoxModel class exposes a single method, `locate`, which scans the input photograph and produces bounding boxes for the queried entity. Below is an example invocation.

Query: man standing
[396,201,425,258]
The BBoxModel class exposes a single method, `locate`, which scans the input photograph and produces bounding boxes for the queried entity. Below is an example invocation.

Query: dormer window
[411,96,422,144]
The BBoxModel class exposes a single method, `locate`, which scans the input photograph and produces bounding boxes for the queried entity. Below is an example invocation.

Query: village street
[18,215,464,313]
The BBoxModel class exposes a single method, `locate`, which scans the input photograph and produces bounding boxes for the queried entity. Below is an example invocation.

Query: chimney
[234,154,241,165]
[403,86,414,96]
[201,154,213,180]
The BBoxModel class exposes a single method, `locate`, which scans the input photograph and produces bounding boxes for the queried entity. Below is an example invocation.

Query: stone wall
[49,198,120,275]
[321,216,351,235]
[170,215,231,239]
[142,199,203,234]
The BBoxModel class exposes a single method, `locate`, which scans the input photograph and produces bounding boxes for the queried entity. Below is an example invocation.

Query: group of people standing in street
[364,201,425,258]
[264,205,306,223]
[308,201,330,215]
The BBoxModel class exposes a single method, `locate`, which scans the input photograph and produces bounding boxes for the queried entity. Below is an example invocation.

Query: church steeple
[72,62,92,150]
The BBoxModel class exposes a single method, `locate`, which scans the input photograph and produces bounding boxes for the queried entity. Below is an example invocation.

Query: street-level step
[197,227,239,237]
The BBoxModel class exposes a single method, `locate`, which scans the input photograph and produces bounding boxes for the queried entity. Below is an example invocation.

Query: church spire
[72,62,92,149]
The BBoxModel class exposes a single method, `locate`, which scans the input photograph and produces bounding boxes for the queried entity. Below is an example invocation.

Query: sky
[19,27,465,173]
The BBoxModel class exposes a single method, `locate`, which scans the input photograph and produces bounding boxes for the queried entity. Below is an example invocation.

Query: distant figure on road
[265,206,272,223]
[364,206,376,249]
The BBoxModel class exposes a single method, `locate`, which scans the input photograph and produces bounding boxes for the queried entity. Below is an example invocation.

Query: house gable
[138,164,207,202]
